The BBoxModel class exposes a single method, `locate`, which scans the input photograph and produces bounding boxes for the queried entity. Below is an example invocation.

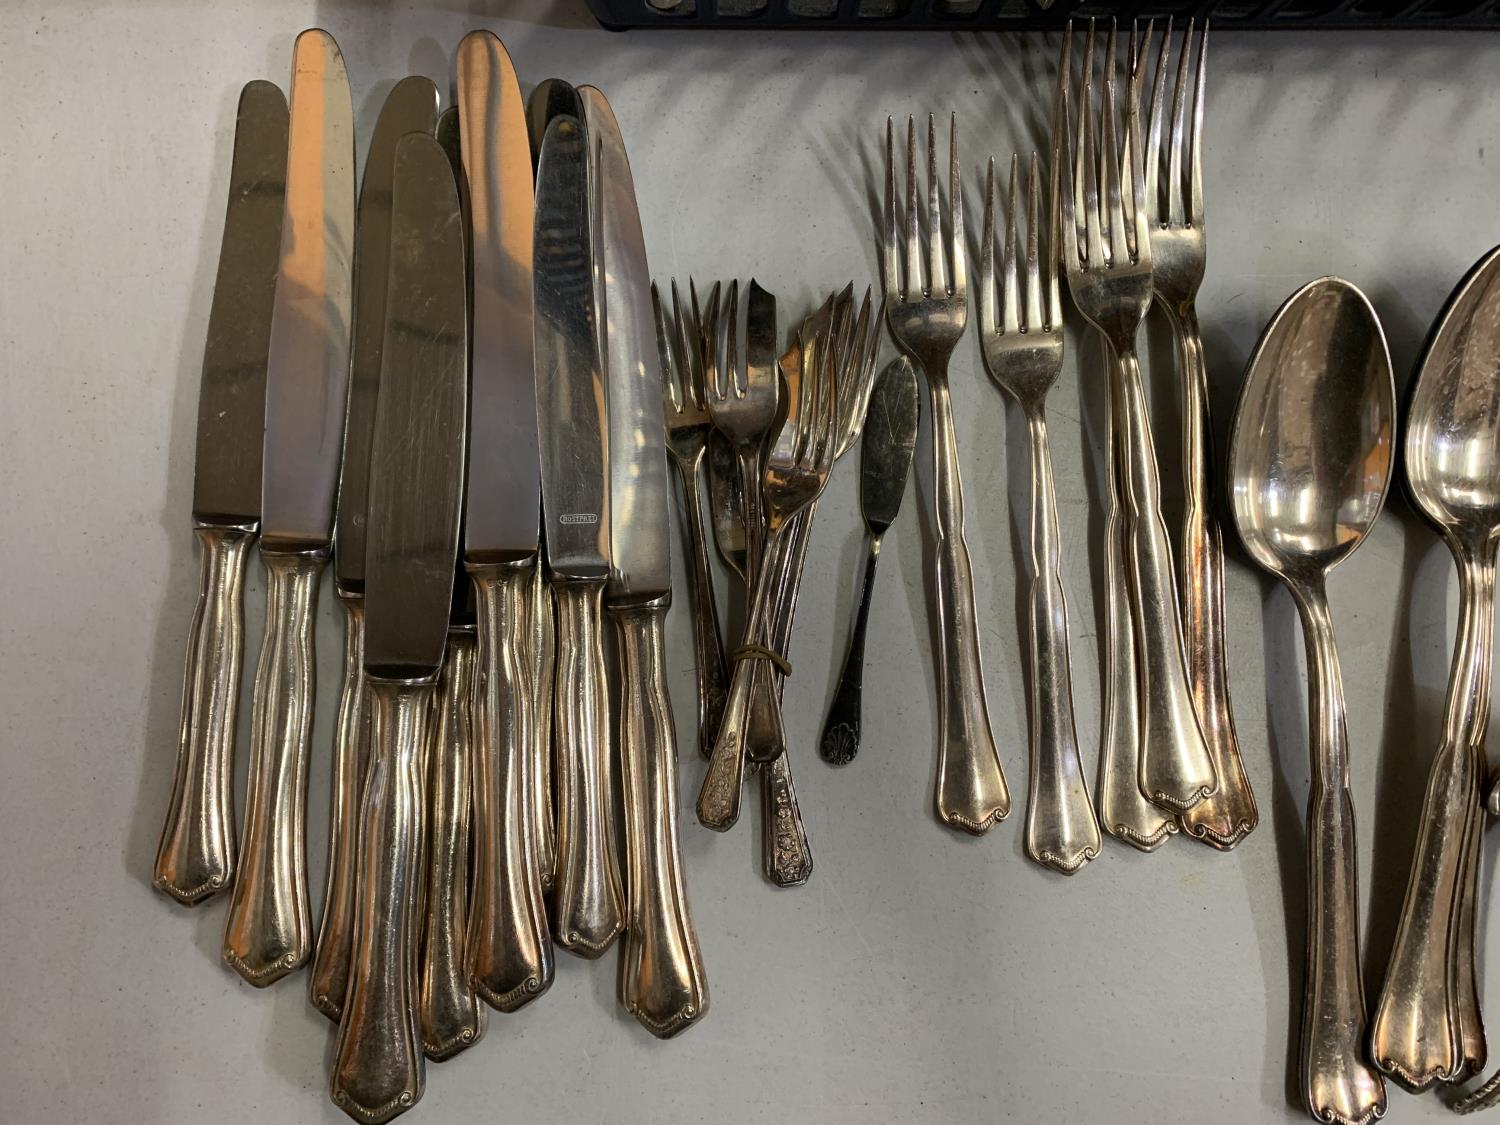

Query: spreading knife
[535,112,626,958]
[580,84,709,1036]
[329,129,468,1125]
[455,29,554,1009]
[154,81,287,905]
[310,74,439,1024]
[223,28,354,986]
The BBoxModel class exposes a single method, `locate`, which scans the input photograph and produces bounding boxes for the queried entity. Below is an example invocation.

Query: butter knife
[223,28,354,986]
[329,129,467,1124]
[154,80,286,905]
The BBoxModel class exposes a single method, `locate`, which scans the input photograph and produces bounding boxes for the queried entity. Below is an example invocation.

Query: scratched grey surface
[3,4,1500,1121]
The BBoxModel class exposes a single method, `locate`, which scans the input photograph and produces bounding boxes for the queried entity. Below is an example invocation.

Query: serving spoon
[1229,276,1393,1125]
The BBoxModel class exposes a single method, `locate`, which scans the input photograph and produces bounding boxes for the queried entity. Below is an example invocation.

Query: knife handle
[418,632,485,1059]
[331,679,428,1124]
[612,600,710,1037]
[552,578,625,958]
[528,559,558,892]
[311,596,371,1020]
[155,523,254,904]
[466,563,553,1010]
[223,548,323,985]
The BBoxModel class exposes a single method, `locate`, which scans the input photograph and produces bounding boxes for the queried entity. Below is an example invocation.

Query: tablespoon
[1228,276,1392,1125]
[1372,245,1500,1090]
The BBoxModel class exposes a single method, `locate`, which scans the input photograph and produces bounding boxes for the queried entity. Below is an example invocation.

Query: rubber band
[731,643,791,676]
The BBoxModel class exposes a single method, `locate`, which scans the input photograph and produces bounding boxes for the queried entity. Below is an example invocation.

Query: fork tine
[1047,40,1065,330]
[1002,154,1020,337]
[949,113,966,299]
[979,156,998,339]
[812,314,838,471]
[883,118,900,304]
[653,281,682,414]
[1190,21,1208,228]
[1059,24,1082,275]
[1144,18,1167,223]
[724,278,742,399]
[1102,22,1130,266]
[926,115,946,296]
[1167,19,1191,227]
[1080,22,1103,271]
[904,116,923,299]
[1025,153,1044,335]
[837,288,880,458]
[1128,35,1153,266]
[672,279,697,409]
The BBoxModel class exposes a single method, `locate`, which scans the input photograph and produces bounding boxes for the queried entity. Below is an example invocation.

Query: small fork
[882,112,1010,835]
[655,280,730,759]
[1059,21,1216,814]
[977,151,1099,875]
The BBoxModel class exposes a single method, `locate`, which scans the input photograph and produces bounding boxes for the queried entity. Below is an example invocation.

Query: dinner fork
[978,152,1100,875]
[1059,22,1216,813]
[656,281,731,759]
[882,113,1010,834]
[699,312,840,832]
[1141,19,1256,848]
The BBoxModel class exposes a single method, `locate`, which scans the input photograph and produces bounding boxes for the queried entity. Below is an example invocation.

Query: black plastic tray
[585,0,1500,29]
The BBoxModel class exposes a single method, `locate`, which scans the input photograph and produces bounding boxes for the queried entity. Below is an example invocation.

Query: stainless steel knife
[580,85,708,1035]
[154,80,287,906]
[329,129,467,1125]
[222,28,354,986]
[311,74,439,1025]
[534,111,625,958]
[455,29,554,1010]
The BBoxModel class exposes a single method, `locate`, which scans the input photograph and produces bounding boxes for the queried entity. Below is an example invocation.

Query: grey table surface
[3,3,1500,1122]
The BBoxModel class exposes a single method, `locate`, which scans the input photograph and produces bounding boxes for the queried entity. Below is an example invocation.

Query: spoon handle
[1372,542,1496,1088]
[1291,582,1387,1125]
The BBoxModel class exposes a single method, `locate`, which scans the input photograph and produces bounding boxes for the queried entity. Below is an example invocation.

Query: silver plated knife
[154,80,287,906]
[311,74,439,1024]
[580,84,709,1036]
[535,112,625,958]
[223,28,354,986]
[329,130,467,1125]
[456,29,554,1009]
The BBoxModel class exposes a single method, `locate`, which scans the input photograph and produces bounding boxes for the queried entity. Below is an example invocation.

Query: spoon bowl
[1229,276,1395,584]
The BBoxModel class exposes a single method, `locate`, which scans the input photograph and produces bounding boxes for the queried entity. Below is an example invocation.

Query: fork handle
[925,377,1009,834]
[1110,345,1217,812]
[1168,305,1257,848]
[672,455,729,759]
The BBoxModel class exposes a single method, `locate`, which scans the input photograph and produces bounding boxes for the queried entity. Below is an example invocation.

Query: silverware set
[154,28,706,1123]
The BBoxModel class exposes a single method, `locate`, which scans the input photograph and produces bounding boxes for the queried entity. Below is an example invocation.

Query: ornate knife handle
[551,577,625,957]
[529,560,558,891]
[311,596,370,1020]
[223,548,323,985]
[1372,543,1496,1088]
[331,679,428,1124]
[418,632,485,1060]
[675,459,729,758]
[1021,411,1099,875]
[155,523,254,904]
[467,563,553,1008]
[820,535,881,766]
[1111,345,1217,813]
[1293,585,1387,1125]
[924,376,1009,834]
[613,599,709,1037]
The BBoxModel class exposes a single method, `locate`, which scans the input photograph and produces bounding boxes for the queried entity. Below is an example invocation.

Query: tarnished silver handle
[613,600,709,1037]
[331,680,428,1123]
[1171,308,1257,849]
[418,632,485,1060]
[760,753,812,887]
[1111,346,1217,813]
[155,523,254,904]
[311,596,370,1020]
[552,578,625,957]
[467,563,552,1009]
[529,559,557,892]
[676,459,730,758]
[1372,542,1496,1089]
[926,377,1010,834]
[1021,411,1099,875]
[223,548,323,985]
[1293,582,1387,1125]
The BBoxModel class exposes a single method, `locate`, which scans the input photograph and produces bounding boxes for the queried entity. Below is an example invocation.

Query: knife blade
[223,27,354,986]
[154,80,287,906]
[580,84,708,1036]
[310,75,439,1024]
[527,78,582,170]
[455,29,555,1011]
[535,112,624,957]
[330,130,467,1125]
